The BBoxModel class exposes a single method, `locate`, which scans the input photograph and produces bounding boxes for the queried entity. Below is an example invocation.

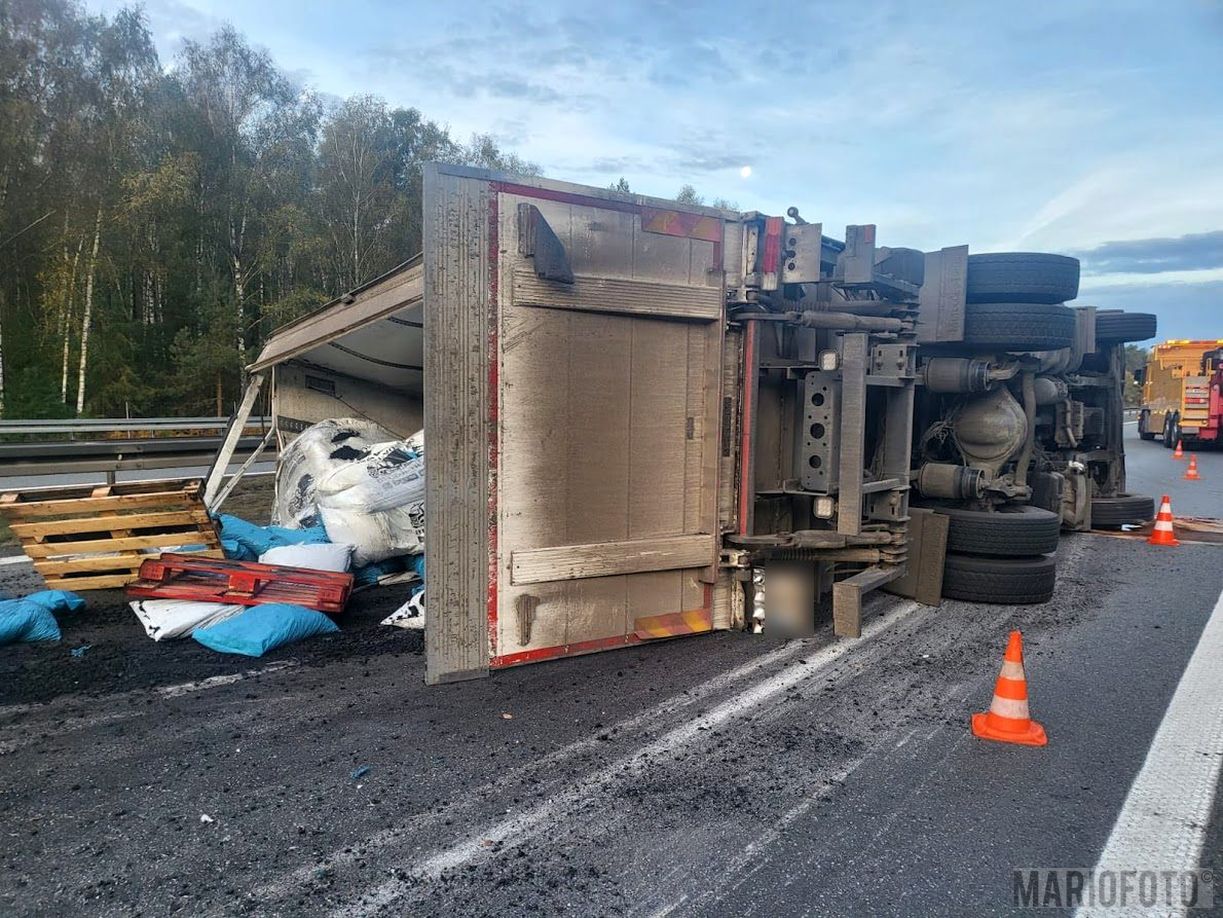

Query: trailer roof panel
[248,256,422,374]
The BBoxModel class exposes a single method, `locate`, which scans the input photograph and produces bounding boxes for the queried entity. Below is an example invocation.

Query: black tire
[962,302,1077,351]
[1095,310,1157,343]
[965,253,1080,305]
[921,503,1062,556]
[1091,494,1155,529]
[875,247,925,287]
[942,553,1057,605]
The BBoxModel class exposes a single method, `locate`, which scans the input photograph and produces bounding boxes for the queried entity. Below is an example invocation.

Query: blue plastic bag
[352,552,424,589]
[0,591,86,645]
[216,514,330,561]
[192,603,339,657]
[408,554,425,599]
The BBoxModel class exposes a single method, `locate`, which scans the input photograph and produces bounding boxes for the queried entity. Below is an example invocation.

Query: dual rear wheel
[919,504,1060,605]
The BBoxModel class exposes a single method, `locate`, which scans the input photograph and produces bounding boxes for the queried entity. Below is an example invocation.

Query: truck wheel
[962,302,1077,351]
[1138,410,1156,440]
[1091,494,1155,529]
[965,253,1080,305]
[922,503,1061,556]
[1095,310,1157,343]
[942,553,1057,604]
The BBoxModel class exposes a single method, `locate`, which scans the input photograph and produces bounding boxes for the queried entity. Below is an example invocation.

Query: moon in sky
[740,165,752,178]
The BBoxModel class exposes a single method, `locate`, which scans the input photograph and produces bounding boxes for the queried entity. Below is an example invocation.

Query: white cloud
[1080,267,1223,289]
[81,0,1223,260]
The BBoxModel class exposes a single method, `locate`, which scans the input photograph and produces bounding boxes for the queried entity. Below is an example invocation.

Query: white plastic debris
[380,590,425,630]
[200,814,215,824]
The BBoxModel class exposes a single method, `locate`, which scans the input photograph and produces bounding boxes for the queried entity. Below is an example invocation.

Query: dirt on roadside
[0,577,421,706]
[0,474,423,707]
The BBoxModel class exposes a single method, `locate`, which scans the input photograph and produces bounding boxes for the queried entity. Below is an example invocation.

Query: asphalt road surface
[1124,421,1223,519]
[2,454,1222,915]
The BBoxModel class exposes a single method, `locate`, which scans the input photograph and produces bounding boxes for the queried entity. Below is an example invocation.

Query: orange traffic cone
[1173,439,1185,460]
[1148,494,1180,546]
[1185,454,1201,480]
[972,631,1047,746]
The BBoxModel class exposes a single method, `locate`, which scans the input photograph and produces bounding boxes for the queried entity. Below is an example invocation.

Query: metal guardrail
[0,417,272,436]
[0,436,276,481]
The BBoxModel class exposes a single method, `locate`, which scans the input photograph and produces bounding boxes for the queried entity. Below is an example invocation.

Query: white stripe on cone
[988,696,1031,721]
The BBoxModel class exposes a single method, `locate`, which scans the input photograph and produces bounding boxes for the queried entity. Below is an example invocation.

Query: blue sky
[93,0,1223,340]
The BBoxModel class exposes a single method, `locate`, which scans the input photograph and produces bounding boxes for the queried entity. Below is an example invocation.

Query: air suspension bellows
[917,462,986,500]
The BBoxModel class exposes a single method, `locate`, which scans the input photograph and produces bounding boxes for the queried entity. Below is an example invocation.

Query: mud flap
[883,507,948,607]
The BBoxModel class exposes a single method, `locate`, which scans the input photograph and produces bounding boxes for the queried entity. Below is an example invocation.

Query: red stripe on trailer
[490,632,642,668]
[762,215,783,276]
[738,320,758,534]
[487,185,501,660]
[491,181,640,215]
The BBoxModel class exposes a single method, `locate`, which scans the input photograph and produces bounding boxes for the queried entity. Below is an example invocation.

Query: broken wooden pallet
[127,554,353,613]
[0,479,222,590]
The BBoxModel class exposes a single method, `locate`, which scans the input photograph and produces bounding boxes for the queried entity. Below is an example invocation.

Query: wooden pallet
[0,479,222,590]
[128,554,352,613]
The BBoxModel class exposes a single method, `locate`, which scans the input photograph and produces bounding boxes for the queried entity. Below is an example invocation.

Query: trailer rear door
[423,164,733,683]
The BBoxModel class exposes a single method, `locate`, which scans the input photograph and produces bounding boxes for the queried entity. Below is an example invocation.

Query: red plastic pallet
[126,553,353,613]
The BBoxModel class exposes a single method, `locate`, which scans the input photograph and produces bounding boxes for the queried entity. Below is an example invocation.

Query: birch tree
[0,5,540,417]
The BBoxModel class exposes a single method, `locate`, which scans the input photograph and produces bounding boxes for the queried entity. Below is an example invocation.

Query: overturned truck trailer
[205,164,1146,685]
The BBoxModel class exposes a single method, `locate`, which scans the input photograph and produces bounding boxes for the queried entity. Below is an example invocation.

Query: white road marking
[253,604,903,905]
[342,600,920,918]
[0,554,31,566]
[647,755,870,918]
[156,662,297,698]
[0,661,298,720]
[1077,585,1223,917]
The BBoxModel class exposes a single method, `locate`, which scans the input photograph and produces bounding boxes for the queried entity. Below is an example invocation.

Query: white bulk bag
[130,600,246,641]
